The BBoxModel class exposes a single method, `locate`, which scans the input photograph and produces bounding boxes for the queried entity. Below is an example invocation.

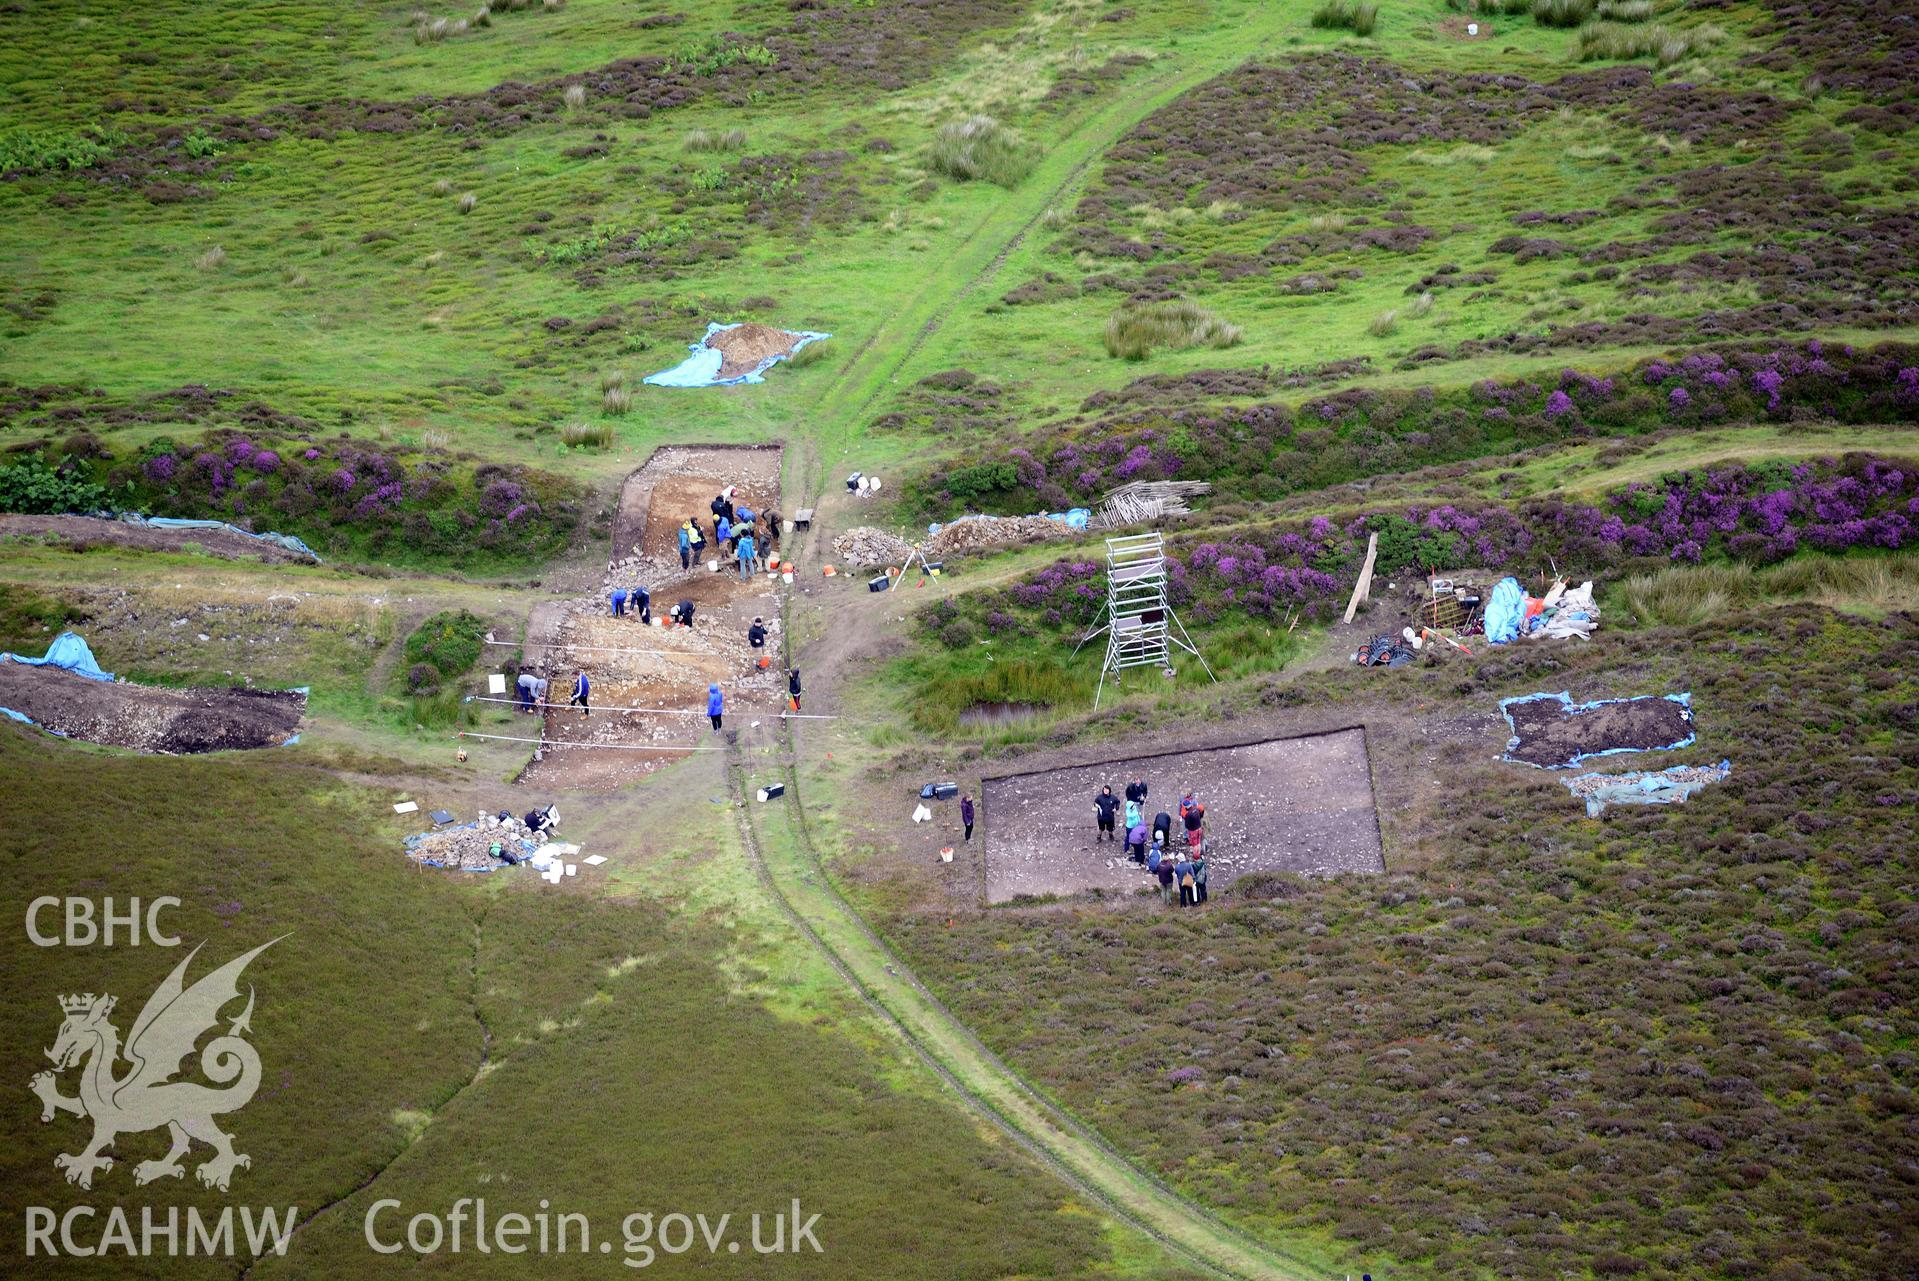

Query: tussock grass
[431,177,453,196]
[1307,212,1353,232]
[1408,291,1435,317]
[562,83,586,109]
[1532,0,1595,27]
[561,421,611,449]
[1577,21,1722,64]
[683,126,747,152]
[194,245,226,272]
[1312,0,1379,35]
[786,338,830,368]
[1040,207,1065,230]
[599,369,626,393]
[456,191,477,213]
[1410,144,1496,166]
[1617,552,1919,626]
[421,427,451,451]
[1368,308,1399,337]
[601,386,632,415]
[1102,301,1243,360]
[929,115,1035,188]
[1595,0,1652,20]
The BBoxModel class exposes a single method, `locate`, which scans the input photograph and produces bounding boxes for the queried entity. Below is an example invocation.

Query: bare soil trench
[979,727,1386,903]
[518,445,790,792]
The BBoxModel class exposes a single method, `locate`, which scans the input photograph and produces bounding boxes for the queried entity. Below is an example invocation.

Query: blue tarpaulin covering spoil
[0,632,113,681]
[121,514,321,562]
[644,322,830,388]
[1562,760,1731,816]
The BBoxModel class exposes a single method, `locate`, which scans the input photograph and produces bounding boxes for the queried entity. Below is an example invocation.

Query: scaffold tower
[1072,532,1215,709]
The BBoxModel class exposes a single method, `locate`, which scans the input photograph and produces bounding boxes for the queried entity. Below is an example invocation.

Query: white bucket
[783,519,794,534]
[707,559,720,573]
[782,572,794,584]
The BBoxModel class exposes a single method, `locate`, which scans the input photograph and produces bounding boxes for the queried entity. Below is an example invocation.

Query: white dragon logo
[30,938,281,1192]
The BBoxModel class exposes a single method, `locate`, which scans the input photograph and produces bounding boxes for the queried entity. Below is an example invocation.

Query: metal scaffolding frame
[1072,532,1214,709]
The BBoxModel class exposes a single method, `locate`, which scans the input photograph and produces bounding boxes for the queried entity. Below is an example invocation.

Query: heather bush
[48,430,588,565]
[964,454,1919,632]
[401,609,488,694]
[907,341,1919,516]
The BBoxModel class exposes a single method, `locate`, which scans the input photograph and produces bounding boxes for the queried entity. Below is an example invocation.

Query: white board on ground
[393,801,419,814]
[488,673,507,695]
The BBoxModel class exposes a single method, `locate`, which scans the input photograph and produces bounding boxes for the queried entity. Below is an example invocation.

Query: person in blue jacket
[570,671,590,717]
[717,514,732,546]
[630,586,650,624]
[677,523,692,570]
[609,587,627,617]
[706,684,724,731]
[737,531,756,581]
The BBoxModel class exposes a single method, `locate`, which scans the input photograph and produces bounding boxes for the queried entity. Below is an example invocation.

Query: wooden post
[1343,532,1379,625]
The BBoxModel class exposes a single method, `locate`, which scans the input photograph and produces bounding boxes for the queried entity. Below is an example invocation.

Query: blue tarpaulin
[926,508,1092,538]
[120,514,321,562]
[1562,759,1731,816]
[1483,576,1526,644]
[644,322,830,388]
[1500,690,1695,769]
[0,632,113,681]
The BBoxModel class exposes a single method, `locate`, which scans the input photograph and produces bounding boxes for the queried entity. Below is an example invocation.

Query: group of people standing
[677,488,782,581]
[1093,778,1210,906]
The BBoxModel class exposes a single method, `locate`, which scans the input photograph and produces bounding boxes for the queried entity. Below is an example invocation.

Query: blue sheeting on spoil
[121,514,321,562]
[402,821,537,873]
[1500,690,1695,769]
[1563,759,1731,816]
[0,631,113,680]
[926,508,1091,537]
[644,322,830,387]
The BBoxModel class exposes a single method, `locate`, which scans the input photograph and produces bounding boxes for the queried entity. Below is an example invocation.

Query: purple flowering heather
[144,453,177,483]
[1544,390,1575,418]
[249,450,280,475]
[330,468,356,494]
[1668,386,1691,410]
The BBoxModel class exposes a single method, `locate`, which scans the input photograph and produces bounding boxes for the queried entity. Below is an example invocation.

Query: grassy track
[786,0,1302,507]
[720,14,1354,1277]
[731,752,1329,1281]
